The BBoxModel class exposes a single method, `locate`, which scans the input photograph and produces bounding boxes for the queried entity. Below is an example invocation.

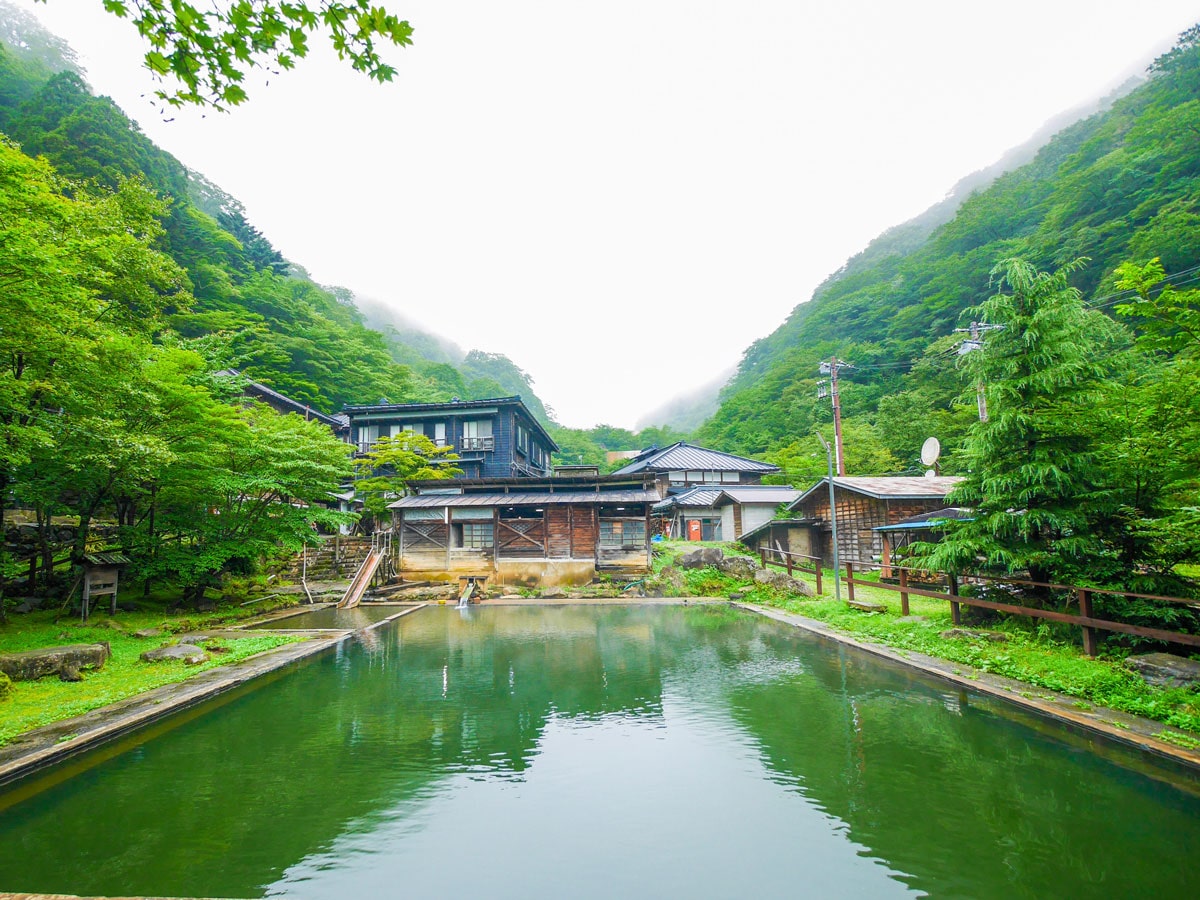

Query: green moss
[0,617,301,745]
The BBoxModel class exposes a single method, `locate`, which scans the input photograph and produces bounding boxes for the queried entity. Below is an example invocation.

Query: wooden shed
[390,474,665,587]
[786,476,963,567]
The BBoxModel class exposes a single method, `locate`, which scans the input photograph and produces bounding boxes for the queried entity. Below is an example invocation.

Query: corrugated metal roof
[873,507,974,532]
[390,489,660,509]
[792,476,963,506]
[83,552,130,565]
[652,487,725,513]
[611,442,778,476]
[720,486,801,505]
[653,485,800,514]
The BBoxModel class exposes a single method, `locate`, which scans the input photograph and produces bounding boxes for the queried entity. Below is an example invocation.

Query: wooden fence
[759,547,823,595]
[843,561,1200,655]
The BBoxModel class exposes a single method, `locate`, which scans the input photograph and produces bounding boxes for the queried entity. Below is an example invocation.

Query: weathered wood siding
[546,506,572,558]
[799,492,947,565]
[496,518,546,559]
[570,505,597,558]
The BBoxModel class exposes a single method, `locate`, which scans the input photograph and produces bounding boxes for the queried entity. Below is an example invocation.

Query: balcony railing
[460,436,494,451]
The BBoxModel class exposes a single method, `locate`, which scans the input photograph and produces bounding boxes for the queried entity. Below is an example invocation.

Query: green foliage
[353,432,460,519]
[86,0,413,110]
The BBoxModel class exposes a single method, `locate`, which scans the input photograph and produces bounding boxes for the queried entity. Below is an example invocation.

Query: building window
[462,419,494,451]
[600,519,646,549]
[356,424,380,452]
[516,424,529,453]
[453,522,494,549]
[433,422,447,446]
[668,471,686,484]
[721,471,740,483]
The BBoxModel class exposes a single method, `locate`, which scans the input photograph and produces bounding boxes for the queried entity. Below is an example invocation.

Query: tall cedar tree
[921,259,1120,583]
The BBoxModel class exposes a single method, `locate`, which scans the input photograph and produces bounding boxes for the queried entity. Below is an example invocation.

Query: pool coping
[735,602,1200,773]
[0,604,427,789]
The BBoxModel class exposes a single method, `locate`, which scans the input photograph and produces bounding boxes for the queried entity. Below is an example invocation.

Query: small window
[433,422,447,446]
[600,519,646,548]
[453,522,494,549]
[703,471,721,483]
[721,471,740,483]
[668,471,686,483]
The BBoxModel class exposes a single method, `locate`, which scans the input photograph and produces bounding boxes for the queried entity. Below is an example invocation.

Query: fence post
[786,554,794,577]
[1078,589,1099,657]
[845,561,855,604]
[760,548,767,569]
[948,573,961,626]
[898,567,910,617]
[815,563,823,596]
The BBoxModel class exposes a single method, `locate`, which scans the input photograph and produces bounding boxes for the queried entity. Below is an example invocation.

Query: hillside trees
[0,136,354,612]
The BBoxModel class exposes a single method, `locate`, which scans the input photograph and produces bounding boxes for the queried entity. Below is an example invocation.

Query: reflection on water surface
[1,604,1197,899]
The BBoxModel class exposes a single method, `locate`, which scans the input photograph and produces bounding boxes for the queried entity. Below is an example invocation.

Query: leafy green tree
[921,259,1121,582]
[71,0,414,110]
[149,403,353,608]
[353,433,460,522]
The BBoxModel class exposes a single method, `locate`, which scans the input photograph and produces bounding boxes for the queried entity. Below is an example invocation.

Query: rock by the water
[940,628,1009,643]
[753,568,815,596]
[140,644,209,665]
[134,628,163,639]
[678,547,725,569]
[718,556,761,579]
[847,599,887,613]
[0,643,111,682]
[539,589,568,600]
[1126,652,1200,690]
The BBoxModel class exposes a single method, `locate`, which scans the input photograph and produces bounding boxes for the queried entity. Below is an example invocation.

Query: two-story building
[343,396,558,480]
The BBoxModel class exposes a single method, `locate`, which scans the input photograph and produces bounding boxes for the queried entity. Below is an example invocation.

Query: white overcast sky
[11,1,1200,428]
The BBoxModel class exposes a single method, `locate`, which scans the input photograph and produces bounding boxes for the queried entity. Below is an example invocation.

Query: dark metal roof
[792,476,963,507]
[217,369,345,429]
[873,507,974,532]
[652,487,725,513]
[391,489,660,509]
[653,484,801,514]
[342,396,558,451]
[83,552,130,566]
[610,442,778,476]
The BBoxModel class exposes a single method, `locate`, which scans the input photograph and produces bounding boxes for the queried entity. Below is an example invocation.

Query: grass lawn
[0,590,306,746]
[652,541,1200,742]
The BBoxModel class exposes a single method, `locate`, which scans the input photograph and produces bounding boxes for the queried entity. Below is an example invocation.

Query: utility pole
[815,431,841,603]
[955,322,1003,422]
[818,357,851,475]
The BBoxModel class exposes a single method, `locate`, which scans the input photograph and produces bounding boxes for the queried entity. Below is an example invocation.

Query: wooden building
[777,476,963,567]
[344,396,557,480]
[653,485,801,542]
[610,442,779,488]
[218,369,350,438]
[389,474,665,586]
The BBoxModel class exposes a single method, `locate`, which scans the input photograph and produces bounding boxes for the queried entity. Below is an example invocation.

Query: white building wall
[738,504,778,539]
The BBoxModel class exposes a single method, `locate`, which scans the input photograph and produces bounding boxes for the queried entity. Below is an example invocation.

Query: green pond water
[246,604,408,630]
[1,604,1198,899]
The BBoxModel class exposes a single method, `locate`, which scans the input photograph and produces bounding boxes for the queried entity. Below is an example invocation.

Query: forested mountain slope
[700,27,1200,473]
[0,2,552,419]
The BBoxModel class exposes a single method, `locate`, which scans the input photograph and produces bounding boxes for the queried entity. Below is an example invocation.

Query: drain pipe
[816,431,841,604]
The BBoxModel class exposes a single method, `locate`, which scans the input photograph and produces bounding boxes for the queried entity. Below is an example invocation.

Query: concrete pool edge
[735,602,1200,772]
[0,604,428,789]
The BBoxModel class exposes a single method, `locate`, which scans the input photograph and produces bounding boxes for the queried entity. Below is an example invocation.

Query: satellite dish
[920,437,941,467]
